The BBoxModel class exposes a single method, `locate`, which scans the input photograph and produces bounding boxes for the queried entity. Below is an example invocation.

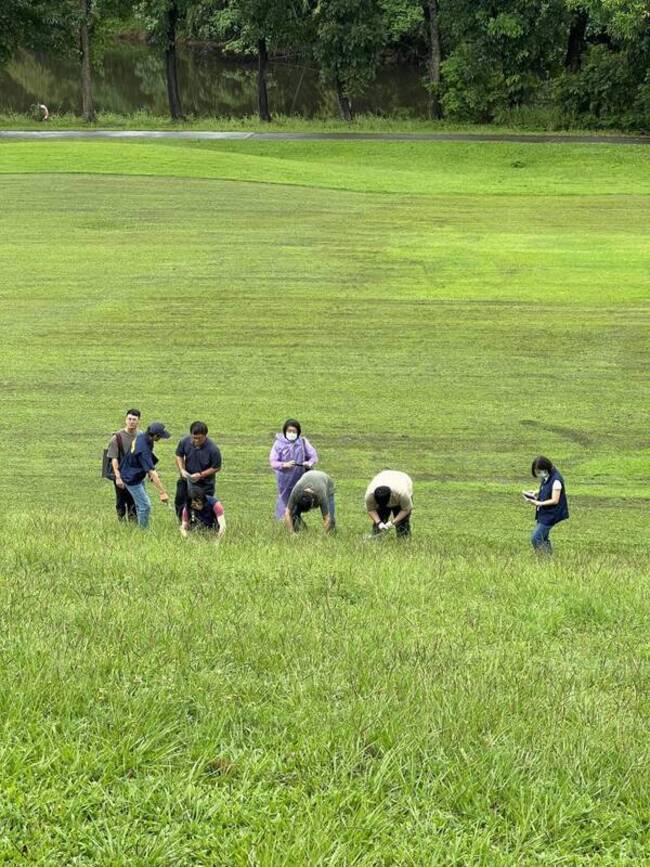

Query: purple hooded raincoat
[269,433,319,519]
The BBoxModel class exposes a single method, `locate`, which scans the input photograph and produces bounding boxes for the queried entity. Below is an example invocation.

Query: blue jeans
[531,522,552,554]
[126,482,152,529]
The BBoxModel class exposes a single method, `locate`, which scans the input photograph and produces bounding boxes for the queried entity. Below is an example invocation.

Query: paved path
[0,129,648,145]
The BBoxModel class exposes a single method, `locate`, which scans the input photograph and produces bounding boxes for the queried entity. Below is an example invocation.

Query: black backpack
[101,431,126,481]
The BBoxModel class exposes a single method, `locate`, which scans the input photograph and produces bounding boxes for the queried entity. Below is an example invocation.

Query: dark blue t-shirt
[119,433,157,485]
[175,436,222,494]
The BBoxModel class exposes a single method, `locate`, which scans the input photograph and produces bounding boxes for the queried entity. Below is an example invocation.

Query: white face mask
[286,432,298,442]
[537,472,549,482]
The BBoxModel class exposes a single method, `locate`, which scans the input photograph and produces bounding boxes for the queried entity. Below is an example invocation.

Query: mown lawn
[0,139,648,863]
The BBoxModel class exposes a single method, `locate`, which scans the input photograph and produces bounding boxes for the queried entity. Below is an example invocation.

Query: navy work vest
[536,468,569,526]
[190,496,221,529]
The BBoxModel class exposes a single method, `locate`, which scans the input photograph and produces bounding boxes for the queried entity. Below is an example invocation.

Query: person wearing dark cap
[180,485,226,540]
[523,455,569,555]
[284,469,335,534]
[269,418,319,520]
[365,470,413,538]
[118,422,171,529]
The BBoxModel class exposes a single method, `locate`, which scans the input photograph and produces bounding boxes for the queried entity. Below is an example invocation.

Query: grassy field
[0,138,648,863]
[1,111,648,137]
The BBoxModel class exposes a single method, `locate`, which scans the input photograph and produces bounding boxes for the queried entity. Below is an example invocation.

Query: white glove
[384,521,394,530]
[377,522,387,531]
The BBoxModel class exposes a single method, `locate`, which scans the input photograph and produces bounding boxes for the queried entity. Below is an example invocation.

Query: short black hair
[531,455,554,477]
[190,421,208,436]
[374,485,391,505]
[126,408,141,417]
[283,418,301,437]
[297,492,315,513]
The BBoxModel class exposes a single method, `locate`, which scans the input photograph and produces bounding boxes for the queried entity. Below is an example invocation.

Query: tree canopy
[2,0,648,128]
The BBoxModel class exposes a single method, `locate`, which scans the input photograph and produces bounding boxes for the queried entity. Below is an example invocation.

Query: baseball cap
[147,421,171,439]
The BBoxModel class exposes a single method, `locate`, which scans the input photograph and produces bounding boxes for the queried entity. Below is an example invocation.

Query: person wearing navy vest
[180,487,226,540]
[523,455,569,554]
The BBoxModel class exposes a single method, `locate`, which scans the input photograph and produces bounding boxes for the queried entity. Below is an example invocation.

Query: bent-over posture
[284,469,335,534]
[365,470,413,538]
[180,488,226,540]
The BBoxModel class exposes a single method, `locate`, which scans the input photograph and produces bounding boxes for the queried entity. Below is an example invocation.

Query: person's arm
[107,436,126,488]
[533,480,562,508]
[389,509,410,527]
[175,440,190,479]
[147,469,169,502]
[180,506,190,537]
[193,465,220,482]
[111,457,126,489]
[365,492,381,525]
[190,447,222,482]
[318,488,333,532]
[390,494,412,526]
[214,503,226,539]
[270,443,295,471]
[269,442,285,470]
[303,439,318,470]
[175,454,189,479]
[284,507,295,533]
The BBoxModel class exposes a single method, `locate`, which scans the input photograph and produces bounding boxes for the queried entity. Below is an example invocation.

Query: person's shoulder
[136,432,153,450]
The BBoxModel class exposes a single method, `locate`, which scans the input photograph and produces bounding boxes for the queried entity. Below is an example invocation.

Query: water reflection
[0,43,429,117]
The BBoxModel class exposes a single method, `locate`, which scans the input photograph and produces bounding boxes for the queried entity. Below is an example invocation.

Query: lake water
[0,43,429,118]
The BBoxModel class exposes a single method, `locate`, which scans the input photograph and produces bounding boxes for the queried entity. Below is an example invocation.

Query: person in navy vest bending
[180,487,226,540]
[523,455,569,554]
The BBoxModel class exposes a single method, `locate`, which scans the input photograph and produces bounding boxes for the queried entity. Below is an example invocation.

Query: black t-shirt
[176,436,222,493]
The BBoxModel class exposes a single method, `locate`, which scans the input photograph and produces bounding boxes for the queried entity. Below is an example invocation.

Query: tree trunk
[422,0,442,119]
[165,2,183,120]
[257,38,271,122]
[565,7,588,72]
[79,0,95,122]
[335,78,353,122]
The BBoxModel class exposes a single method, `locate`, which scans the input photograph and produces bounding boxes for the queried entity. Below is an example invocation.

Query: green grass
[0,138,648,862]
[0,109,647,136]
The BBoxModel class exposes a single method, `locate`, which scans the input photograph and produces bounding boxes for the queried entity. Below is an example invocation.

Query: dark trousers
[372,504,412,538]
[175,478,215,520]
[114,482,137,521]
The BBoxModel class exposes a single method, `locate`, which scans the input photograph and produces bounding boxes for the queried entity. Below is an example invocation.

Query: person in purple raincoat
[269,419,319,520]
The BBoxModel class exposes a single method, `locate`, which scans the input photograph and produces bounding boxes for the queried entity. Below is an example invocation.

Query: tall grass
[1,513,649,862]
[0,137,647,861]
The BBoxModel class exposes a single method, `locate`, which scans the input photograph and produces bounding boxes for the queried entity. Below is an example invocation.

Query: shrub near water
[0,512,649,862]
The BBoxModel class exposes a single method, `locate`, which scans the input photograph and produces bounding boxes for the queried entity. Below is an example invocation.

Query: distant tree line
[1,0,648,128]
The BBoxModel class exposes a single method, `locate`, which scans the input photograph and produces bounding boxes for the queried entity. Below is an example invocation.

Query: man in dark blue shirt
[174,421,223,519]
[120,422,171,528]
